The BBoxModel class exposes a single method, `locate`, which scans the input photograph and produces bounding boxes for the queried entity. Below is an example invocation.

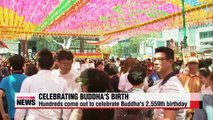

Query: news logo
[16,96,36,106]
[15,93,201,109]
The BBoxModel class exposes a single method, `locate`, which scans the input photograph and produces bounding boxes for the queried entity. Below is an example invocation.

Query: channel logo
[16,96,36,106]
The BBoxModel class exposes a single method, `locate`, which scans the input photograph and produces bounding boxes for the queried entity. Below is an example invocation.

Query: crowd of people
[0,46,212,120]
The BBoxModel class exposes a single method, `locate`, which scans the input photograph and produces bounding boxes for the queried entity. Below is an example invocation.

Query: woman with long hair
[118,58,137,91]
[193,69,213,120]
[199,67,213,94]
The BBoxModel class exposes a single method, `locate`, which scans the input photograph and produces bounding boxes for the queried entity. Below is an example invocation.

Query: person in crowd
[150,47,185,120]
[178,57,203,93]
[204,58,212,72]
[194,94,213,120]
[145,58,153,76]
[174,60,183,74]
[52,49,81,93]
[193,69,213,120]
[198,68,213,94]
[15,49,69,120]
[104,63,120,92]
[85,58,89,64]
[80,59,89,72]
[198,60,209,69]
[193,71,213,120]
[1,61,10,77]
[178,58,204,120]
[117,60,124,77]
[148,70,160,87]
[53,61,59,70]
[25,64,38,76]
[0,55,27,120]
[88,60,95,68]
[170,39,175,50]
[147,58,160,87]
[95,60,104,71]
[115,57,121,67]
[114,64,153,120]
[0,64,5,120]
[110,57,116,64]
[76,68,113,120]
[104,58,110,65]
[127,64,147,92]
[52,49,81,120]
[0,64,3,81]
[118,57,137,91]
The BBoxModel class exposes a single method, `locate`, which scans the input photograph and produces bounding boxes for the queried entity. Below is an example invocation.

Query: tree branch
[65,37,78,49]
[52,39,65,48]
[52,39,63,45]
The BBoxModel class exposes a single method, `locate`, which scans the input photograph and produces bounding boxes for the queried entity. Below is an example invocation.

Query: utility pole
[181,0,188,48]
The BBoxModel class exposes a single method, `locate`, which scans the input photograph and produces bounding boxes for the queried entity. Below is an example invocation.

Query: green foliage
[45,36,55,42]
[111,42,125,57]
[111,32,160,57]
[128,37,140,54]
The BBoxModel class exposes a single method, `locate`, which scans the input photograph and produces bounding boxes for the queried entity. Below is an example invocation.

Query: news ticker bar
[15,93,203,109]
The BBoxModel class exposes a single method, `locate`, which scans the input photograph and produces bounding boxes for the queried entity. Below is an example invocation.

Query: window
[200,31,213,39]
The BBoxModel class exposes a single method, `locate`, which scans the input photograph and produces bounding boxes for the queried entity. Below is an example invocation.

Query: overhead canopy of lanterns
[0,0,212,44]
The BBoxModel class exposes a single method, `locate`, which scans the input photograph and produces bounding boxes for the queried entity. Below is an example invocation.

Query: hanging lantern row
[48,0,180,33]
[0,0,61,34]
[47,0,212,34]
[43,0,90,32]
[1,29,99,38]
[36,0,80,32]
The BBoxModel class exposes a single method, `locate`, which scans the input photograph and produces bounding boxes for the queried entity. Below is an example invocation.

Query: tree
[51,36,77,49]
[111,42,125,57]
[129,35,146,57]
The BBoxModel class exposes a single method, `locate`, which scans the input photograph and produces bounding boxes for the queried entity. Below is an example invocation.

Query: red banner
[73,53,102,58]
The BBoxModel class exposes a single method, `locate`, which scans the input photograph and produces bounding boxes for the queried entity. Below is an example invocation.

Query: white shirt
[81,63,89,72]
[52,69,81,93]
[152,76,186,120]
[52,69,81,120]
[15,70,69,120]
[157,76,185,93]
[118,72,132,91]
[88,63,95,68]
[72,62,81,72]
